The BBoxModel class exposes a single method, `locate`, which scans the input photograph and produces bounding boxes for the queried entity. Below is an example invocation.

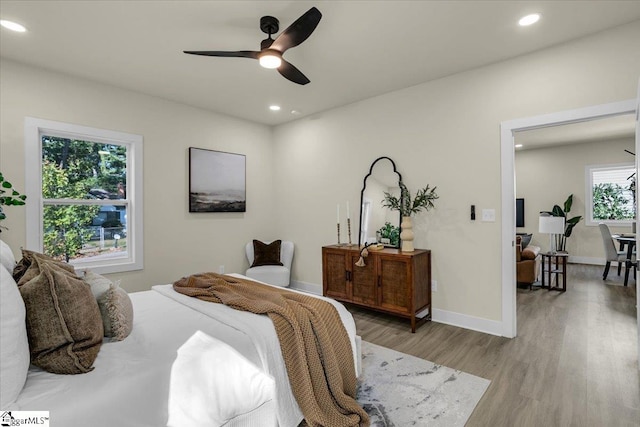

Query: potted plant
[382,182,438,252]
[0,172,27,232]
[545,194,582,252]
[377,222,400,246]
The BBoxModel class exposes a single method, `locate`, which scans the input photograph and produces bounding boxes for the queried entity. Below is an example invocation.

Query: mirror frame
[358,156,403,248]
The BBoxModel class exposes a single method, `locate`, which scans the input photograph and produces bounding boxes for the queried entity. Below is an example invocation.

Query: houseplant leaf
[564,194,573,214]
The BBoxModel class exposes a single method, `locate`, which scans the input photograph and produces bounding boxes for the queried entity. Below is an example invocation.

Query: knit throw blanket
[173,273,369,427]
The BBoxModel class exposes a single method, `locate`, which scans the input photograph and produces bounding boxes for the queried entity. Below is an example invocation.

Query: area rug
[357,341,490,426]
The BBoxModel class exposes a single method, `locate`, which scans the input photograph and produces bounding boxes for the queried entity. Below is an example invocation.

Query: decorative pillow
[517,233,532,249]
[18,252,103,374]
[98,283,134,341]
[0,239,16,272]
[13,249,75,285]
[251,240,283,267]
[83,270,133,341]
[83,270,112,300]
[0,265,30,407]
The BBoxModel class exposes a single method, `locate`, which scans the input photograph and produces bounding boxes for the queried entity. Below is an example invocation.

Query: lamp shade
[539,215,565,234]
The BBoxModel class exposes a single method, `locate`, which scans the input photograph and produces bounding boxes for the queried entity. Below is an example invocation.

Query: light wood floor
[348,264,639,426]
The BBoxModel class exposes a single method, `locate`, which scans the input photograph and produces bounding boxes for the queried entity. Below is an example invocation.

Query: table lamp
[538,214,565,254]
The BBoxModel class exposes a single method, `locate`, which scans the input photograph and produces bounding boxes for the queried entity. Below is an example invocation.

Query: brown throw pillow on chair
[251,240,283,267]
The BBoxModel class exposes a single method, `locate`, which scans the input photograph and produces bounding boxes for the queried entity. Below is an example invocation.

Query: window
[585,163,636,226]
[25,118,143,273]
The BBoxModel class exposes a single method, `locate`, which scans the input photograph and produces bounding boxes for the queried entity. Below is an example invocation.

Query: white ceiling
[1,1,640,126]
[515,113,637,150]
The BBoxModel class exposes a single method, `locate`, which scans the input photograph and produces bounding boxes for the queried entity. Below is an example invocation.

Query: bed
[0,241,361,427]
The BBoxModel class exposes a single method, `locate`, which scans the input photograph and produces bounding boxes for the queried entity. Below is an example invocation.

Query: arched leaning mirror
[359,157,403,248]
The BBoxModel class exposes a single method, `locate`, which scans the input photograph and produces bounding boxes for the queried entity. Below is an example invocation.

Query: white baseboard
[291,280,504,336]
[432,308,503,337]
[569,256,606,265]
[290,280,322,295]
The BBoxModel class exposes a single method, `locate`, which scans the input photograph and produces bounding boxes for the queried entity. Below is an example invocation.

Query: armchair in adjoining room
[516,235,541,289]
[245,240,294,287]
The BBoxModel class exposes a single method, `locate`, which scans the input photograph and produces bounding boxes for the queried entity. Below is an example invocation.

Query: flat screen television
[516,198,525,228]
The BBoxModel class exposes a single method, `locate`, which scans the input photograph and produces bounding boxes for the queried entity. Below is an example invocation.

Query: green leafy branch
[382,182,439,217]
[0,172,27,226]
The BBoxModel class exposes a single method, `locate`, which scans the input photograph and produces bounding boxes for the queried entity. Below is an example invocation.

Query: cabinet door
[378,256,410,313]
[323,250,349,299]
[350,253,377,306]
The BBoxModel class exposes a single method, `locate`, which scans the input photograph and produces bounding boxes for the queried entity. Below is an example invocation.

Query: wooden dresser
[322,245,431,332]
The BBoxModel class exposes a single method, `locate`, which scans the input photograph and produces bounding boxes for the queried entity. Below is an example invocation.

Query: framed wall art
[189,147,246,212]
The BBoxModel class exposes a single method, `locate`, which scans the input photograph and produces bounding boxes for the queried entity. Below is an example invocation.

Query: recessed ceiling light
[269,105,281,111]
[0,20,27,32]
[290,109,302,115]
[518,13,540,27]
[515,144,523,148]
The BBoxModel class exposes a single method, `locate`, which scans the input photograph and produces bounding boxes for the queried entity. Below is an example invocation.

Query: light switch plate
[482,209,496,222]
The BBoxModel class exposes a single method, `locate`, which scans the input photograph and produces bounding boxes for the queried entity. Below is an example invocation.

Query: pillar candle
[346,201,350,219]
[337,204,340,224]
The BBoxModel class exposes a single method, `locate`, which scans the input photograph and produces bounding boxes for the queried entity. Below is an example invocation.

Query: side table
[540,252,568,292]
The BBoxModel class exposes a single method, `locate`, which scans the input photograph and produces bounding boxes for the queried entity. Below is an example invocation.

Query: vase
[400,216,414,252]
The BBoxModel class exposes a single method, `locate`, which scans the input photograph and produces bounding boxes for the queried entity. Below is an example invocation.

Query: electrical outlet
[432,279,438,292]
[218,265,225,274]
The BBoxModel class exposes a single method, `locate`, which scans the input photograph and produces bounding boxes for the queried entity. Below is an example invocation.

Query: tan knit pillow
[18,253,103,374]
[83,271,133,341]
[98,283,134,341]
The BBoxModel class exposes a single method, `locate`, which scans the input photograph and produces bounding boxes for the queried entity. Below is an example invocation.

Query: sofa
[516,235,541,287]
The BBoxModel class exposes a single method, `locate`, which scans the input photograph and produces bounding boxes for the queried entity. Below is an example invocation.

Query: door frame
[500,99,637,338]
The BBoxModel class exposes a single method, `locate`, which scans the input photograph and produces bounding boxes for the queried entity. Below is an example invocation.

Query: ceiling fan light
[259,51,282,69]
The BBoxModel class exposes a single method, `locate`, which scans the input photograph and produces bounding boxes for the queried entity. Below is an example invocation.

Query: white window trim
[25,117,143,274]
[584,161,635,227]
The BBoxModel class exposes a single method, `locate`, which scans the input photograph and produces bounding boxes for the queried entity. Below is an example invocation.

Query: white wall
[0,60,275,292]
[273,21,640,324]
[1,20,639,331]
[515,137,635,260]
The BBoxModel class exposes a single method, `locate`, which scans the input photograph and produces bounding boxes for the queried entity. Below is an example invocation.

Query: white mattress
[11,274,358,427]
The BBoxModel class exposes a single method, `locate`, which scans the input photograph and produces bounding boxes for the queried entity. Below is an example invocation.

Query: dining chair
[598,223,634,280]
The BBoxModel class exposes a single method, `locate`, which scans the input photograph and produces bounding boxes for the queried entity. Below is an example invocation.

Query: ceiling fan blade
[270,7,322,53]
[183,50,259,59]
[278,60,310,85]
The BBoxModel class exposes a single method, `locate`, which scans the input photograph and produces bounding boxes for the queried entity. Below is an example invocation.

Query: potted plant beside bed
[382,182,438,252]
[0,172,27,233]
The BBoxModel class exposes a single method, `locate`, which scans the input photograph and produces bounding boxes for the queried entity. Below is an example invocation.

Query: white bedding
[11,274,358,427]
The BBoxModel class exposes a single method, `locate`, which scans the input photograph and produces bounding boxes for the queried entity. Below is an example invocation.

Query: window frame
[25,117,143,274]
[584,162,635,227]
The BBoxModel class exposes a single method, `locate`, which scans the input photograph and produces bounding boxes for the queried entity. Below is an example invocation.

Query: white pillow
[167,330,277,427]
[83,270,112,299]
[0,239,16,273]
[0,264,30,408]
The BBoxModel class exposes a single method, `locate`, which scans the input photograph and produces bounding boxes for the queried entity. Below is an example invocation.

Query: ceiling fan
[184,7,322,85]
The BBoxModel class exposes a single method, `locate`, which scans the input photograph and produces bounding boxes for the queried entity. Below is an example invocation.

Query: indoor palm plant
[546,194,582,252]
[382,182,438,252]
[0,172,27,232]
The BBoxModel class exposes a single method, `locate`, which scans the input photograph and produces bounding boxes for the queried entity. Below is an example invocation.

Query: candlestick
[337,222,341,245]
[347,218,353,246]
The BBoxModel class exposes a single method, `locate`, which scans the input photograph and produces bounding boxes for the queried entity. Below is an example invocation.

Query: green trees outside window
[593,182,635,221]
[42,136,127,261]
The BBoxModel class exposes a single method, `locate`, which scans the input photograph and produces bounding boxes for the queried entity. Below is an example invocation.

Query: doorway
[500,99,637,338]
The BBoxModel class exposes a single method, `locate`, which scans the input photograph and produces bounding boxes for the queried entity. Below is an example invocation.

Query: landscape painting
[189,147,246,212]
